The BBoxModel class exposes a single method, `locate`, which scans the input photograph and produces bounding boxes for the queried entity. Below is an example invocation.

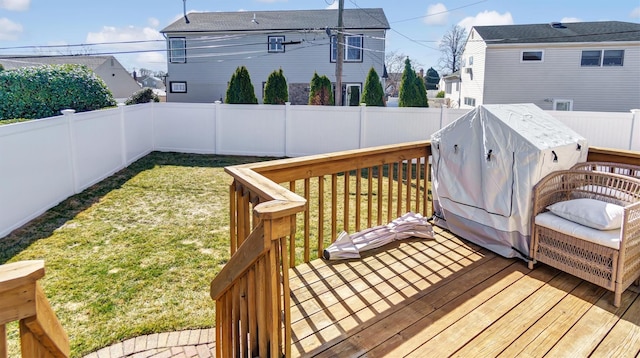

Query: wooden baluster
[331,174,338,242]
[1,324,6,358]
[280,237,292,358]
[304,178,311,263]
[247,267,257,357]
[396,161,403,218]
[215,300,222,358]
[387,163,393,224]
[355,168,362,232]
[344,171,350,232]
[317,176,325,257]
[289,181,296,268]
[367,167,373,229]
[236,185,246,253]
[230,182,237,256]
[377,164,383,225]
[405,160,411,213]
[232,283,240,357]
[242,189,251,248]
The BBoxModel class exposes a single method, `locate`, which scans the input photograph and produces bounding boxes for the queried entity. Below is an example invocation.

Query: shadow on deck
[288,226,640,357]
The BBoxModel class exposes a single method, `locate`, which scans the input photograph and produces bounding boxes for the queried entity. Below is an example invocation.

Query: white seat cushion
[535,212,621,250]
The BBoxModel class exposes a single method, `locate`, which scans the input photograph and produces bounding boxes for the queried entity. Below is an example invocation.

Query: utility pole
[335,0,344,106]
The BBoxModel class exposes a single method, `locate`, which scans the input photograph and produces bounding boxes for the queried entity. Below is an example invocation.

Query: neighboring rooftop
[473,21,640,44]
[0,55,118,71]
[161,8,389,33]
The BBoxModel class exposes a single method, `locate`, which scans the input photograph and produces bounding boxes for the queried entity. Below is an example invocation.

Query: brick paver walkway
[82,329,216,358]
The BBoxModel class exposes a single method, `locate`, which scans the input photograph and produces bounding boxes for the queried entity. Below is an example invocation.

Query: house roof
[0,55,116,70]
[473,21,640,44]
[161,8,389,33]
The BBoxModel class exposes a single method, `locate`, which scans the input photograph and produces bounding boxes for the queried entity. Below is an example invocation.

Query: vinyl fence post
[214,100,221,154]
[61,109,79,193]
[118,103,127,166]
[285,102,291,157]
[359,103,367,149]
[630,109,640,151]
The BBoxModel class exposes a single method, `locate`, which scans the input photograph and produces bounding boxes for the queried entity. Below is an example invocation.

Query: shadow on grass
[0,151,276,264]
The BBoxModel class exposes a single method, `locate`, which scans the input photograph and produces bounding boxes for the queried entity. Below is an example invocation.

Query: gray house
[160,8,389,104]
[459,21,640,112]
[0,55,141,101]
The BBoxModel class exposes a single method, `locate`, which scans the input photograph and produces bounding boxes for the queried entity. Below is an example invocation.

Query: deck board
[288,227,640,357]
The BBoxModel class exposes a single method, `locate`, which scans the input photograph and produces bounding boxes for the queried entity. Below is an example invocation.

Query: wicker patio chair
[529,169,640,307]
[571,161,640,179]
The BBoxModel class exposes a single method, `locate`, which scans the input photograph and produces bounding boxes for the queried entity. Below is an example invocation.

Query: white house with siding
[160,8,389,105]
[459,21,640,112]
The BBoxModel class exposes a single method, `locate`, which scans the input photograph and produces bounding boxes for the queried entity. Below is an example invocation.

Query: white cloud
[631,7,640,18]
[0,0,29,11]
[147,17,160,28]
[423,3,448,25]
[86,25,166,71]
[0,17,23,40]
[458,10,514,33]
[560,17,581,23]
[325,2,338,10]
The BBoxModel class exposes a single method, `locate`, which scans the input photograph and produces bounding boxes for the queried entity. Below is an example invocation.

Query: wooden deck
[287,226,640,357]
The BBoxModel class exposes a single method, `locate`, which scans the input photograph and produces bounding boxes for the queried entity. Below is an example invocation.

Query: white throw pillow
[547,198,624,231]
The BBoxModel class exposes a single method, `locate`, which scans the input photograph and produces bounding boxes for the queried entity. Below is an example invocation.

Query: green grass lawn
[0,152,274,357]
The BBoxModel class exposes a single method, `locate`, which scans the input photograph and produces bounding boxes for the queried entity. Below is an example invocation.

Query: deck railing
[211,140,433,357]
[213,141,639,357]
[0,260,69,358]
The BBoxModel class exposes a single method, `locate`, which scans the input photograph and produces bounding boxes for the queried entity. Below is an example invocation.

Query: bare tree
[438,25,467,75]
[385,50,423,97]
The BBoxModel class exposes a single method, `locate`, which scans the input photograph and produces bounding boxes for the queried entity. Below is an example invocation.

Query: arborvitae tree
[398,58,418,107]
[225,66,258,104]
[415,74,429,107]
[361,67,384,106]
[264,68,288,104]
[308,72,334,105]
[398,58,428,108]
[425,67,440,90]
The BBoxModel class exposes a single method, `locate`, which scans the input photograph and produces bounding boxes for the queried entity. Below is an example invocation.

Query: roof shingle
[473,21,640,44]
[161,8,389,33]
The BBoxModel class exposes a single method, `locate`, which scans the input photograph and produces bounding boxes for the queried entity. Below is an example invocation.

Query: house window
[581,49,625,67]
[553,99,573,111]
[268,36,284,53]
[522,50,543,62]
[170,81,187,93]
[464,97,476,106]
[445,82,452,94]
[169,38,186,63]
[468,56,474,65]
[331,35,363,62]
[603,50,624,66]
[581,50,602,66]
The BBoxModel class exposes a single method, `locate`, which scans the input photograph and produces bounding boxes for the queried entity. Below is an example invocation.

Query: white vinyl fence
[1,102,638,239]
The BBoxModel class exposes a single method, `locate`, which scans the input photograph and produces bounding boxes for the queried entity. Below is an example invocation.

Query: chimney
[419,68,424,78]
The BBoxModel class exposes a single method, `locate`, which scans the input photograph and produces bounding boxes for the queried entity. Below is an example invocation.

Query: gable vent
[550,22,566,29]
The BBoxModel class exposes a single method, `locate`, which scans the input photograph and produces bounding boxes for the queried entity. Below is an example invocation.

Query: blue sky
[1,0,638,73]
